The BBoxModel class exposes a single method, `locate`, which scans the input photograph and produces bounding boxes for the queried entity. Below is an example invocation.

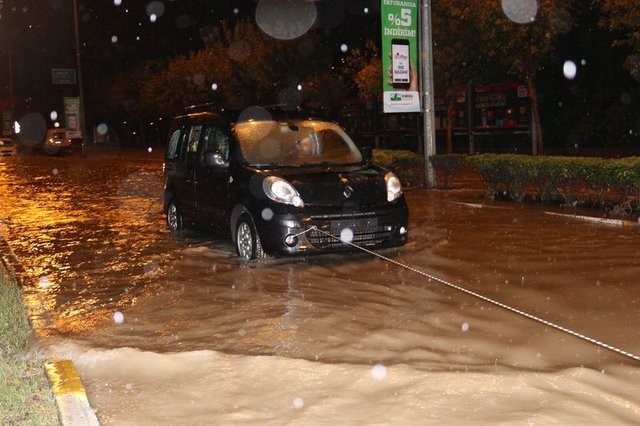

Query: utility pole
[420,0,436,188]
[72,0,88,151]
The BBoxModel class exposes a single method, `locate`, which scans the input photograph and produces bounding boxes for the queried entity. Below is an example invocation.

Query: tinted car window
[234,120,362,166]
[166,129,182,160]
[201,126,229,161]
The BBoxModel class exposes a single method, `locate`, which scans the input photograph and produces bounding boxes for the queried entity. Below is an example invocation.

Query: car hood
[274,165,391,207]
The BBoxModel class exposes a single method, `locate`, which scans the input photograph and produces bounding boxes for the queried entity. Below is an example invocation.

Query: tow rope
[301,226,640,364]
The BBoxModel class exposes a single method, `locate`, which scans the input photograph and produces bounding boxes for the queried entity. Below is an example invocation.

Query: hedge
[374,150,640,214]
[461,153,640,213]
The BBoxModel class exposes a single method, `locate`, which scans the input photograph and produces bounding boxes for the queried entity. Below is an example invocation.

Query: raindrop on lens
[38,276,52,289]
[113,310,124,324]
[149,14,157,23]
[340,228,354,243]
[292,397,304,409]
[563,60,577,80]
[371,364,387,380]
[52,168,59,176]
[50,111,58,121]
[501,0,538,23]
[114,0,122,5]
[255,0,317,40]
[261,208,274,221]
[461,322,470,332]
[97,123,109,135]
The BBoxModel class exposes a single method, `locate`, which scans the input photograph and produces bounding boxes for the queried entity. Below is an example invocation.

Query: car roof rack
[184,102,219,112]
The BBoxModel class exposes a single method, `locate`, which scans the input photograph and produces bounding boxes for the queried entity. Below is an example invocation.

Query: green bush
[373,149,425,187]
[464,153,640,213]
[429,154,466,189]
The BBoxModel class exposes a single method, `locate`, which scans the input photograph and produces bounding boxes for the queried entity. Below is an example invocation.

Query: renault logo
[343,185,354,199]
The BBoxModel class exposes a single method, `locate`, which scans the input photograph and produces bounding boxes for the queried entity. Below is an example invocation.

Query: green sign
[381,0,420,113]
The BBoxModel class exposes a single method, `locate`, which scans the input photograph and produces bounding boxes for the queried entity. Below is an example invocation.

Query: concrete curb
[544,211,640,227]
[449,200,640,228]
[0,235,100,425]
[45,360,100,426]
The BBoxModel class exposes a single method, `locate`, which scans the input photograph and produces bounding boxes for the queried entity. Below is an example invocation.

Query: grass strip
[0,271,58,425]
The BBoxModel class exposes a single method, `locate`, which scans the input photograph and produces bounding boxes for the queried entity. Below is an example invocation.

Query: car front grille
[306,215,392,249]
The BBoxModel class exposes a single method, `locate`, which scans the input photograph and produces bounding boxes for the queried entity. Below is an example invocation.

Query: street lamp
[420,0,436,188]
[72,0,87,152]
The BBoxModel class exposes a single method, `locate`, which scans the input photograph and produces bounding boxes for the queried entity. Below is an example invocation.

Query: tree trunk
[526,78,543,155]
[445,96,455,154]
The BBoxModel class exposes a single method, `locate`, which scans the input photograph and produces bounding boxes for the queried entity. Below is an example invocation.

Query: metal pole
[72,0,87,152]
[420,0,436,188]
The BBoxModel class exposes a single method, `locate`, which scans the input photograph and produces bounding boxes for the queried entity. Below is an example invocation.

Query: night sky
[0,0,379,116]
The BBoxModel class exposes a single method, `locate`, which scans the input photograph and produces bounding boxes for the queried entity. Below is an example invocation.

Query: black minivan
[162,106,408,259]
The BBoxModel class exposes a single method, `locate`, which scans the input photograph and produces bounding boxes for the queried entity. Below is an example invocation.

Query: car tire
[166,200,184,231]
[235,214,265,260]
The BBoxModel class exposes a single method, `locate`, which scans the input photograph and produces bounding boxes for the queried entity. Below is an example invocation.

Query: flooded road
[1,149,639,424]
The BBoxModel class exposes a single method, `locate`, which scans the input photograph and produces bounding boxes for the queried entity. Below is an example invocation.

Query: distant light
[150,14,157,23]
[297,84,303,91]
[14,121,20,134]
[147,147,153,153]
[364,7,369,14]
[113,0,122,6]
[340,43,348,53]
[54,122,60,128]
[50,111,58,121]
[211,83,218,91]
[581,59,587,66]
[233,8,239,15]
[111,35,118,44]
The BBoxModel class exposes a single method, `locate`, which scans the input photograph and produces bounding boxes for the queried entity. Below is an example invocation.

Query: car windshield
[233,120,362,166]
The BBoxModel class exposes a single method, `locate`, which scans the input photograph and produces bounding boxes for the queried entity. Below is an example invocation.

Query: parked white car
[44,128,73,154]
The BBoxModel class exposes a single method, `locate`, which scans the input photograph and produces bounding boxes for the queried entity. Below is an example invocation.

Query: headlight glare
[385,172,403,202]
[263,176,304,207]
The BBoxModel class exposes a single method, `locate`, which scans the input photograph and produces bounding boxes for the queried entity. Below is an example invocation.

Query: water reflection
[2,152,639,368]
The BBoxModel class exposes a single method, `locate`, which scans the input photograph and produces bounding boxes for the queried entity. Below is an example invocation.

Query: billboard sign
[381,0,420,113]
[64,97,82,139]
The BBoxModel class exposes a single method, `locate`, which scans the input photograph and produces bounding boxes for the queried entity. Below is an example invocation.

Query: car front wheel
[236,214,265,260]
[166,200,184,231]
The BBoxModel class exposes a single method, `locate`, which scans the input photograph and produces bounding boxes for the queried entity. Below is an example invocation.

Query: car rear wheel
[166,200,184,231]
[236,214,264,260]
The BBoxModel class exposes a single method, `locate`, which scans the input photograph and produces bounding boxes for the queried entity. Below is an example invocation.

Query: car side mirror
[204,150,228,168]
[360,146,372,163]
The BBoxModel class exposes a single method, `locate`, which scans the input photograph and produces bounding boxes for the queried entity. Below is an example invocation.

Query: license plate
[330,218,377,234]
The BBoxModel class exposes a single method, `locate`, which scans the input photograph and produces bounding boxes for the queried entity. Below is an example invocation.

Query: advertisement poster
[64,97,82,139]
[381,0,420,113]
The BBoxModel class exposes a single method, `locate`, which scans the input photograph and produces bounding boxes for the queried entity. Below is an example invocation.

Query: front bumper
[254,203,409,256]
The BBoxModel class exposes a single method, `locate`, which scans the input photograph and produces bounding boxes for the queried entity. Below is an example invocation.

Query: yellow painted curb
[45,359,101,426]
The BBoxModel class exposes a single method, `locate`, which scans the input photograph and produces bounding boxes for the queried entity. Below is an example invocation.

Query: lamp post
[72,0,87,152]
[420,0,436,188]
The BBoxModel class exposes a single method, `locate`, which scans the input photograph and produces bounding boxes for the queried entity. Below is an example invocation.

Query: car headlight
[385,172,403,202]
[263,176,304,207]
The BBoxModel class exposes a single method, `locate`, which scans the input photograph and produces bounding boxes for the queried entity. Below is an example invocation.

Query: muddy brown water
[1,149,638,424]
